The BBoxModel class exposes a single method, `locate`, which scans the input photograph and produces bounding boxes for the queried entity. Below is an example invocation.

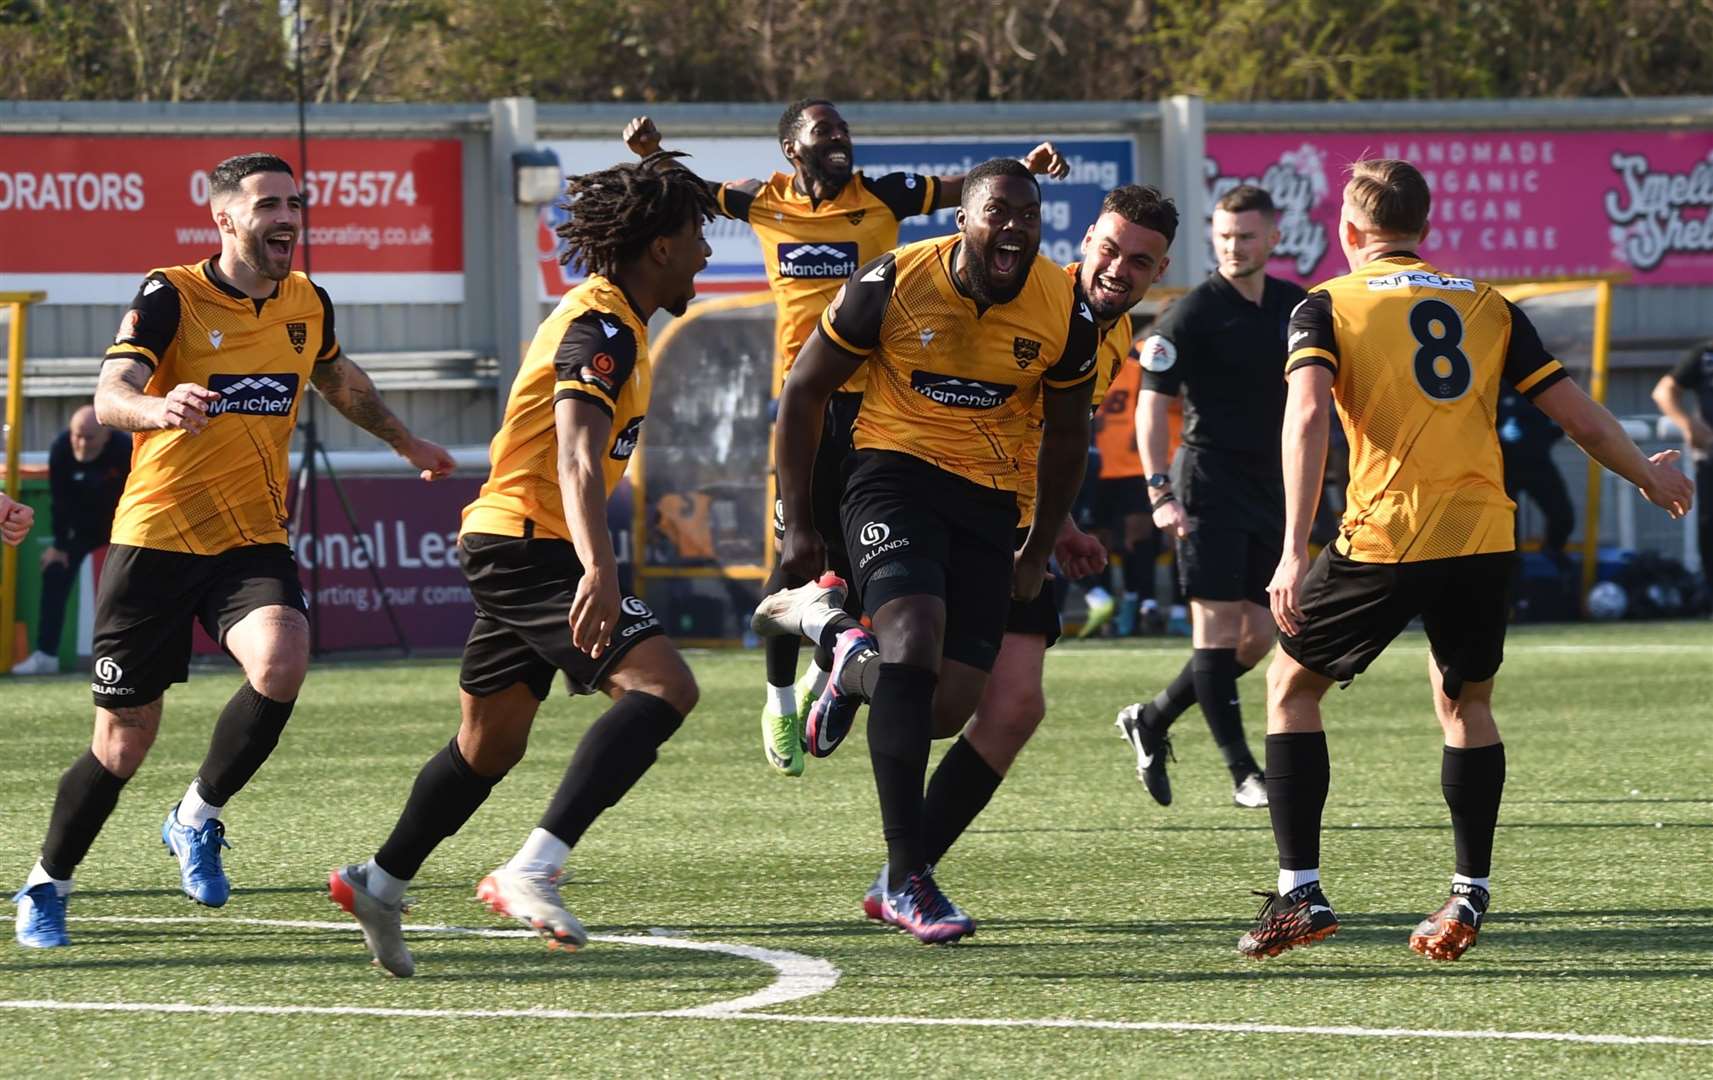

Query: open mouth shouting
[1086,269,1134,317]
[992,237,1027,276]
[264,228,297,263]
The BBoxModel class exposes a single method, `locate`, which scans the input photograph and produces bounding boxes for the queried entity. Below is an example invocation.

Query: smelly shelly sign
[1204,131,1713,284]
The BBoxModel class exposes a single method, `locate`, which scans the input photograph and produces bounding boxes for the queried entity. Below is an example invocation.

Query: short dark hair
[209,153,295,201]
[960,157,1040,209]
[1214,184,1277,218]
[778,98,836,145]
[1346,158,1432,236]
[555,151,718,278]
[1101,184,1179,245]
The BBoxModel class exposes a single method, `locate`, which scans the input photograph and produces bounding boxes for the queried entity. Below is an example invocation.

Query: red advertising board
[1204,131,1713,284]
[0,136,463,304]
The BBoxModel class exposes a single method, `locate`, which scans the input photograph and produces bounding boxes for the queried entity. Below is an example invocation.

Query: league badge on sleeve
[1139,335,1177,373]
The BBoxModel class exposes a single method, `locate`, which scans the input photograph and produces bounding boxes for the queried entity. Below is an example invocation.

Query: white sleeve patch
[1139,335,1177,373]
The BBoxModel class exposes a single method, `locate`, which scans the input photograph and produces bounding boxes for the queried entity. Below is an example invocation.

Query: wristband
[1151,492,1177,511]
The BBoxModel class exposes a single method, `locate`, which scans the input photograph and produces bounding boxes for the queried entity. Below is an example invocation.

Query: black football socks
[868,663,937,888]
[1441,742,1506,879]
[40,750,130,880]
[1264,731,1330,874]
[922,736,1004,866]
[195,682,295,806]
[537,690,685,849]
[375,736,505,880]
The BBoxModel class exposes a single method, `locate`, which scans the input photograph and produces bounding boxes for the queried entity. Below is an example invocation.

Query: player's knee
[93,707,160,777]
[984,688,1046,746]
[247,651,308,700]
[1236,632,1273,669]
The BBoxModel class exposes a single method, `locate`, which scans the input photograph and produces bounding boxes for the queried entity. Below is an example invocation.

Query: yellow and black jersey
[1016,262,1133,524]
[461,275,651,543]
[104,259,339,555]
[1094,350,1145,480]
[821,234,1099,494]
[1286,252,1568,564]
[720,170,939,394]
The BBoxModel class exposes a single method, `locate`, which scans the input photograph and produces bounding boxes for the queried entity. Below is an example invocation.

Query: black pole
[293,0,322,656]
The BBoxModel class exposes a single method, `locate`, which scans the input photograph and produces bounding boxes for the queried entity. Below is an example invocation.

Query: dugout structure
[0,291,47,673]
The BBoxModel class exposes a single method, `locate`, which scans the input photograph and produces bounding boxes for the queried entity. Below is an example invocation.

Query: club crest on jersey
[286,321,308,353]
[910,371,1016,410]
[845,209,867,226]
[206,372,301,417]
[1013,336,1041,367]
[777,241,859,279]
[610,415,645,460]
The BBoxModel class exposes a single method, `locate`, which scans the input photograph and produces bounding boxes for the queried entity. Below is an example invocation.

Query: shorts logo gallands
[92,656,133,696]
[621,596,654,618]
[207,372,301,417]
[778,241,859,279]
[909,370,1016,409]
[858,520,910,568]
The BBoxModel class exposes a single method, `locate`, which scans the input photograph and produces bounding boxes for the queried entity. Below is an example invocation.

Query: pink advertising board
[1204,131,1713,284]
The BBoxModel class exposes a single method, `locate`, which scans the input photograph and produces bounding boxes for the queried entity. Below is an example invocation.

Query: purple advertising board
[1204,131,1713,284]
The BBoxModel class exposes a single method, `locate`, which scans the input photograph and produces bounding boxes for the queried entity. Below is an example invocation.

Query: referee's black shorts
[1175,446,1284,606]
[841,450,1017,672]
[774,391,862,583]
[458,532,664,700]
[1278,546,1513,697]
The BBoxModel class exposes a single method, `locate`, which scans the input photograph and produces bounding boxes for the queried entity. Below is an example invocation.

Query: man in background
[1652,338,1713,606]
[12,406,131,676]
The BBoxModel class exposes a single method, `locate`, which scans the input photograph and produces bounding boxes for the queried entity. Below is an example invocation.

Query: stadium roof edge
[1208,96,1713,130]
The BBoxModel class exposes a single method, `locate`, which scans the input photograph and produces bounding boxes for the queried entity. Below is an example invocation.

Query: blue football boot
[162,804,232,907]
[13,883,70,948]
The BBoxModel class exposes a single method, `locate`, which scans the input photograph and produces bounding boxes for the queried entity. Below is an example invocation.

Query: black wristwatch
[1146,472,1171,490]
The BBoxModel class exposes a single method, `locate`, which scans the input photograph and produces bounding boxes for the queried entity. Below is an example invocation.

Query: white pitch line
[3,917,1706,1050]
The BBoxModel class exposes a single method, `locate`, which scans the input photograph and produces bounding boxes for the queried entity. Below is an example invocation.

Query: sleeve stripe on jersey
[716,185,732,217]
[1287,348,1339,374]
[552,385,616,417]
[818,312,874,357]
[921,176,939,215]
[315,347,343,366]
[103,347,158,371]
[1516,362,1568,399]
[1043,366,1097,390]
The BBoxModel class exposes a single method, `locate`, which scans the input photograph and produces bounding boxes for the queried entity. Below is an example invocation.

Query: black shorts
[1177,522,1282,605]
[1090,476,1149,532]
[775,391,862,581]
[1279,547,1512,695]
[841,450,1017,672]
[458,533,664,700]
[91,543,308,707]
[1004,528,1063,647]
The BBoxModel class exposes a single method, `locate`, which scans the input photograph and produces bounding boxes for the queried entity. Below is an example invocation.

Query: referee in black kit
[1115,185,1306,808]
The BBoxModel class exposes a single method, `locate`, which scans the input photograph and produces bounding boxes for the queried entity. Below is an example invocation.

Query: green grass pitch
[1,622,1709,1077]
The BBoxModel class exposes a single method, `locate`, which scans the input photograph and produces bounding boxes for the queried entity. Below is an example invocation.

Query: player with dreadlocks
[329,153,714,976]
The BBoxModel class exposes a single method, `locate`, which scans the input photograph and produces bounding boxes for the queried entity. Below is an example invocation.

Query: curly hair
[778,98,836,145]
[1103,184,1180,245]
[554,151,718,279]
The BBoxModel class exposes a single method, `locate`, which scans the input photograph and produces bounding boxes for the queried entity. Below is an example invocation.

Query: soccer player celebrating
[329,153,715,977]
[624,104,1067,777]
[775,159,1100,944]
[1245,158,1693,961]
[11,153,454,949]
[0,493,33,547]
[1116,185,1304,810]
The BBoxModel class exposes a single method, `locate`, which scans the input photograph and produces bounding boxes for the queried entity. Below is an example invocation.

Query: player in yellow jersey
[768,159,1098,943]
[625,103,1067,777]
[0,494,33,546]
[10,154,455,950]
[1241,158,1693,962]
[329,153,714,976]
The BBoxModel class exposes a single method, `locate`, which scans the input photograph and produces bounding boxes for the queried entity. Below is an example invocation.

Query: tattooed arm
[311,356,454,480]
[95,359,219,434]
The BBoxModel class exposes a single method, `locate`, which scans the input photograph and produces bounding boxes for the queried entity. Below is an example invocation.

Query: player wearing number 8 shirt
[327,153,715,976]
[9,153,457,951]
[1243,158,1693,962]
[775,159,1100,944]
[625,103,1068,778]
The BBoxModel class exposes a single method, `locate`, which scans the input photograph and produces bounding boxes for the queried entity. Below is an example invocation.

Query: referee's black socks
[1264,731,1330,874]
[1442,742,1505,879]
[375,735,505,880]
[1192,648,1262,781]
[538,690,685,850]
[869,663,937,888]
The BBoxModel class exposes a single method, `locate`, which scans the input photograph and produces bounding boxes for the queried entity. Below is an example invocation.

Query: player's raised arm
[621,117,760,219]
[931,142,1071,211]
